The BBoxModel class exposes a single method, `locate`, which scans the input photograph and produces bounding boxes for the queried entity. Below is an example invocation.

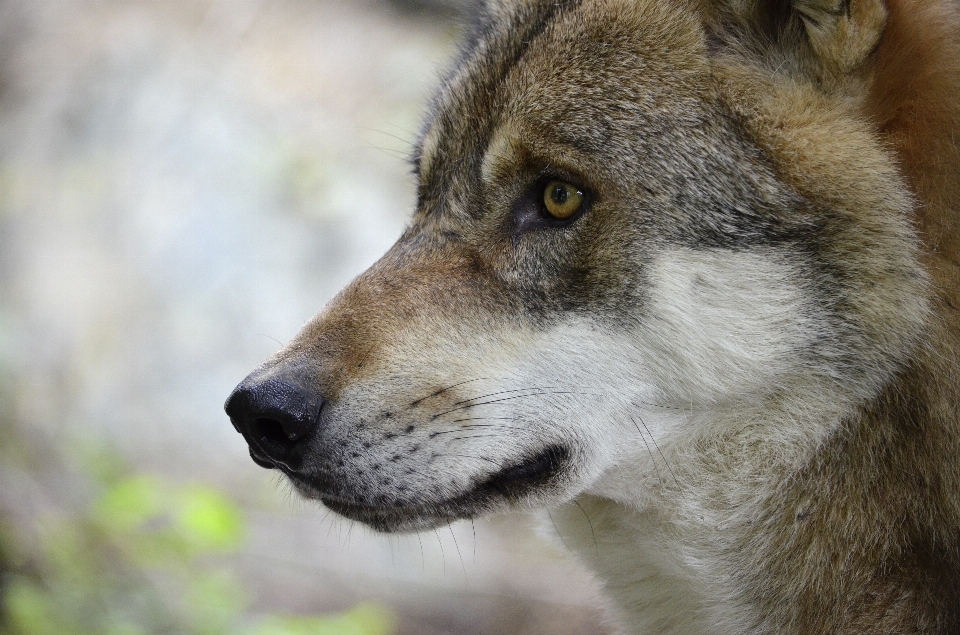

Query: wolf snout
[224,376,324,471]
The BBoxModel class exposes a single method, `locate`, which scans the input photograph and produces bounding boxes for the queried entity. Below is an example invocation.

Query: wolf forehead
[418,0,709,167]
[418,0,711,189]
[414,0,811,249]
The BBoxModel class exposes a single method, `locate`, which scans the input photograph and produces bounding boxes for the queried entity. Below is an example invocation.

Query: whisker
[445,433,512,441]
[400,465,434,481]
[428,429,470,437]
[416,530,426,572]
[638,416,679,488]
[453,422,531,433]
[573,500,599,557]
[426,426,530,438]
[257,333,284,347]
[345,518,356,553]
[636,399,702,414]
[632,417,664,488]
[410,378,490,407]
[434,529,446,575]
[449,526,468,580]
[470,519,477,562]
[547,509,573,553]
[357,126,416,145]
[450,387,559,407]
[444,453,500,467]
[432,391,586,419]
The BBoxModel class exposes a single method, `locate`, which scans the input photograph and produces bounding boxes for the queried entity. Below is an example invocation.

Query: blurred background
[0,1,609,633]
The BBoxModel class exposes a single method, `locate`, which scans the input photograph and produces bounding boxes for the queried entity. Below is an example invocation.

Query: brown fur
[871,0,960,260]
[690,2,960,632]
[673,2,960,632]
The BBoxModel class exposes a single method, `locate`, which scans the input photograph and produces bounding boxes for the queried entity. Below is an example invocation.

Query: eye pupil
[542,179,585,220]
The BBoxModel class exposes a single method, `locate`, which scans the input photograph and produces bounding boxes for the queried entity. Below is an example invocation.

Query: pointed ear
[709,0,888,76]
[793,0,887,73]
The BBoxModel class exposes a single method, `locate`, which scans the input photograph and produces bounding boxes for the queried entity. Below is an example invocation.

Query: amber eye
[542,180,585,220]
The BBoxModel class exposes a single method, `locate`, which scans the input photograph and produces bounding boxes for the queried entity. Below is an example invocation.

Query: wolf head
[225,0,927,532]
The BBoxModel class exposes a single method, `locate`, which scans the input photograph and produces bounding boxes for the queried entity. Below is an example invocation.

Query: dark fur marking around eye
[510,177,593,242]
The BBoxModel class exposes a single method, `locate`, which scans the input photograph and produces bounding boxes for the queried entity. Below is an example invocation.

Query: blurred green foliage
[0,450,394,635]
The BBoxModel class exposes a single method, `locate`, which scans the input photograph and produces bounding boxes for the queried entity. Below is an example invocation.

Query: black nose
[224,377,323,470]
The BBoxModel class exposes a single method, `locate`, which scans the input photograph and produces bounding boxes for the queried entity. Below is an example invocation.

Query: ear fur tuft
[793,0,887,72]
[706,0,888,78]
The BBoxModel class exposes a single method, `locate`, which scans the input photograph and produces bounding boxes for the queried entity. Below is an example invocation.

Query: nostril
[253,417,291,446]
[224,376,323,467]
[254,416,309,444]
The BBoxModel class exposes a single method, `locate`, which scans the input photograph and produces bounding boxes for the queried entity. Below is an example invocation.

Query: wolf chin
[225,1,960,632]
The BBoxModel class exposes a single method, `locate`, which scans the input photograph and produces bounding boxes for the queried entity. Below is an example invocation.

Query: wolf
[225,0,960,632]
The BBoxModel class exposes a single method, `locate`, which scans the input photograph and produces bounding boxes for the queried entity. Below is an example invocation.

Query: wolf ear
[792,0,887,73]
[714,0,888,75]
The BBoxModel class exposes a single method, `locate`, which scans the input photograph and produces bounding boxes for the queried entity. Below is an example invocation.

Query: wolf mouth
[315,445,570,532]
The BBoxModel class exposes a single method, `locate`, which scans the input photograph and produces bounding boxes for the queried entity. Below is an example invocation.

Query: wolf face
[227,0,924,530]
[226,1,960,631]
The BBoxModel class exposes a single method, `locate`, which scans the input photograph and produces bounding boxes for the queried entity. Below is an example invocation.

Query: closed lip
[300,445,572,532]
